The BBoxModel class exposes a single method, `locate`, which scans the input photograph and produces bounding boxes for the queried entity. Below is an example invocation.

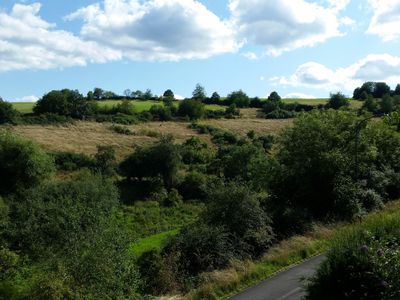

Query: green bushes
[51,151,95,171]
[2,174,139,299]
[0,100,19,124]
[0,131,54,194]
[270,110,400,236]
[34,89,96,119]
[178,99,205,120]
[119,136,180,188]
[305,209,400,300]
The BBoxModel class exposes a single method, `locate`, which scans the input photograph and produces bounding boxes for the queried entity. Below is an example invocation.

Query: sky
[1,0,400,102]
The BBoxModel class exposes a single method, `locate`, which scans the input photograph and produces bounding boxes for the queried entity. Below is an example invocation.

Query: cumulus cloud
[283,92,317,99]
[273,54,400,92]
[66,0,239,61]
[0,3,121,72]
[367,0,400,41]
[229,0,352,56]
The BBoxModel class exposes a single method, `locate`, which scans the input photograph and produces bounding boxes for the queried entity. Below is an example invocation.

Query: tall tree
[192,84,206,101]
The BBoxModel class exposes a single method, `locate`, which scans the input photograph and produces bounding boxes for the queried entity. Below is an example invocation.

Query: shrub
[0,100,19,124]
[109,125,134,135]
[149,105,173,121]
[265,109,295,119]
[180,137,213,165]
[94,145,117,177]
[34,89,95,118]
[225,90,250,108]
[119,136,181,188]
[179,172,209,201]
[0,131,54,194]
[51,151,95,171]
[326,92,349,109]
[178,99,205,120]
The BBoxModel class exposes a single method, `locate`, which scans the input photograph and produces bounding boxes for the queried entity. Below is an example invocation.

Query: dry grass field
[5,117,292,160]
[200,118,292,136]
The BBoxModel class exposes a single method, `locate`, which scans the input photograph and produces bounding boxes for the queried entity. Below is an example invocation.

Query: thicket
[0,132,139,299]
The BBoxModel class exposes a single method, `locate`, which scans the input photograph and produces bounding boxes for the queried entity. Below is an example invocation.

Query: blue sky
[1,0,400,101]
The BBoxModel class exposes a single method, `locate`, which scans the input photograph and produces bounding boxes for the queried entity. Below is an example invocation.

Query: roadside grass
[130,229,179,257]
[185,226,334,300]
[183,201,400,300]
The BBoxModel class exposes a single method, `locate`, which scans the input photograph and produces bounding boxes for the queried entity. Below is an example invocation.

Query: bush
[119,136,181,188]
[51,151,95,171]
[149,105,173,121]
[225,90,250,108]
[326,92,349,109]
[109,125,134,135]
[179,172,209,201]
[270,110,400,236]
[0,131,54,194]
[178,99,205,120]
[34,89,95,118]
[180,137,213,165]
[0,100,19,124]
[20,113,73,125]
[265,109,295,119]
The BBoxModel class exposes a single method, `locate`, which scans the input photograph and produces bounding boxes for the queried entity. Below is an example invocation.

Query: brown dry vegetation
[4,118,291,161]
[200,118,292,136]
[7,121,204,160]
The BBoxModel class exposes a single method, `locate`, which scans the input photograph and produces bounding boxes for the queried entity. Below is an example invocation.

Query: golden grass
[8,121,206,160]
[200,118,293,136]
[5,117,291,161]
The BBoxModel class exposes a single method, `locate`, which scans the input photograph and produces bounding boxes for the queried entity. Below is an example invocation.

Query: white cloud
[273,54,400,92]
[367,0,400,41]
[283,92,317,99]
[0,3,120,72]
[229,0,352,56]
[67,0,239,61]
[242,52,259,60]
[13,95,39,102]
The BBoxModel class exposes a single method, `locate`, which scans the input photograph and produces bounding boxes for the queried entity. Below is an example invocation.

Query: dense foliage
[306,210,400,299]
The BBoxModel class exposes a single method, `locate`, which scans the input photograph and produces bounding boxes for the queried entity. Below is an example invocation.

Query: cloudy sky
[1,0,400,101]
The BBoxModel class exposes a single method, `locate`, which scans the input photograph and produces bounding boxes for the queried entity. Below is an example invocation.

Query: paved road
[230,254,326,300]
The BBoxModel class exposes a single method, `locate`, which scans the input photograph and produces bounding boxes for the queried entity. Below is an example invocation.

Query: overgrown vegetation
[2,80,400,298]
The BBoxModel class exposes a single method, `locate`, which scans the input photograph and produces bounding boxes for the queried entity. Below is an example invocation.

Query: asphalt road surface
[230,254,326,300]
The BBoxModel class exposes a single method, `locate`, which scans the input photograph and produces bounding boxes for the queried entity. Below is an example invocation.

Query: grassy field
[11,98,363,114]
[11,100,224,114]
[5,118,291,160]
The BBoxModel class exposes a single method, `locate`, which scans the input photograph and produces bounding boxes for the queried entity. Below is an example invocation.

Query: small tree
[327,92,349,109]
[192,84,206,101]
[226,90,250,108]
[124,89,132,98]
[93,87,104,100]
[0,131,54,194]
[381,94,394,114]
[163,89,174,99]
[394,84,400,96]
[210,92,221,103]
[0,99,19,124]
[268,91,281,102]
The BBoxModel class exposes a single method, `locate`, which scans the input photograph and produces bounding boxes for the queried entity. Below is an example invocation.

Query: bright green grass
[11,102,35,114]
[282,98,329,105]
[130,229,179,256]
[12,100,224,114]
